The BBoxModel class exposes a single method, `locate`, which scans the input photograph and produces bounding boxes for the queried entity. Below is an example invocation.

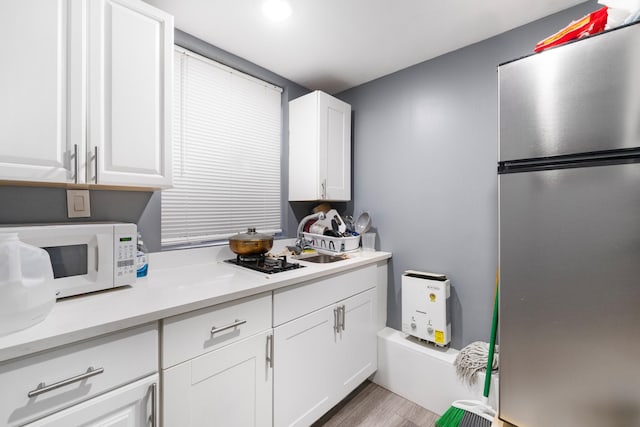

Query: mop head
[454,341,499,386]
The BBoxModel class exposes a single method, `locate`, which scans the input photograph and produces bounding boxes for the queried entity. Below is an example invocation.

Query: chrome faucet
[293,212,326,253]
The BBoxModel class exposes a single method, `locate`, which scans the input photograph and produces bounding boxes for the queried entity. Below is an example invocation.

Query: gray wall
[0,29,310,253]
[0,186,153,225]
[337,1,598,349]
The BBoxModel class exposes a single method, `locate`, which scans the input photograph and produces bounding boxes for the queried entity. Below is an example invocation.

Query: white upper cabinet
[0,0,173,189]
[88,0,173,187]
[289,90,351,201]
[0,0,76,183]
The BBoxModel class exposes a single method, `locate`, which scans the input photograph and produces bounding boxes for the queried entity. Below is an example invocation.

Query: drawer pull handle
[27,367,104,398]
[210,319,246,336]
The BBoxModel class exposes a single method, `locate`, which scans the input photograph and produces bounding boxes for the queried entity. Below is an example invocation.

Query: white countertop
[0,242,391,363]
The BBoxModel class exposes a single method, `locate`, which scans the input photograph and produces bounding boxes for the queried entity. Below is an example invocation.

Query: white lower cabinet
[159,265,384,427]
[163,330,273,427]
[161,292,273,427]
[0,323,158,427]
[273,304,335,427]
[24,374,158,427]
[336,289,378,396]
[273,288,377,427]
[0,262,387,427]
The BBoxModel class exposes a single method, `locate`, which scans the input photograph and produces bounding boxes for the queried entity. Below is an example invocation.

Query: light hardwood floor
[313,381,439,427]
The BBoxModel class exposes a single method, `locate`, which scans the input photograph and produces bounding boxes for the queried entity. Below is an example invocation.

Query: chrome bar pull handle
[321,179,327,199]
[340,304,346,331]
[93,146,98,183]
[266,334,274,368]
[210,319,246,336]
[27,367,104,398]
[149,382,157,427]
[270,334,274,368]
[333,307,339,333]
[73,144,79,184]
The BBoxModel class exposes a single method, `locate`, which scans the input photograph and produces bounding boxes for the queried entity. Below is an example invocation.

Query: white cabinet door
[273,304,338,427]
[274,287,378,427]
[336,289,377,395]
[163,330,273,427]
[0,0,79,183]
[0,0,172,188]
[88,0,173,187]
[318,91,351,201]
[24,375,158,427]
[288,90,351,201]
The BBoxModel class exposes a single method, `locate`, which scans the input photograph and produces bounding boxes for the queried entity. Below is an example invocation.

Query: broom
[435,273,499,427]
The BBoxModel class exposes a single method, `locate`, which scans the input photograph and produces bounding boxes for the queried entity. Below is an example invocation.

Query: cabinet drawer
[273,264,376,326]
[162,292,272,368]
[0,323,158,427]
[24,374,158,427]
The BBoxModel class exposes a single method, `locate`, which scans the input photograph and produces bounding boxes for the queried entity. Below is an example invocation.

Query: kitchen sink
[296,253,348,263]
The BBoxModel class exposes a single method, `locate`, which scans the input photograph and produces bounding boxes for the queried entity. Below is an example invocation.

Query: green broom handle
[483,273,499,398]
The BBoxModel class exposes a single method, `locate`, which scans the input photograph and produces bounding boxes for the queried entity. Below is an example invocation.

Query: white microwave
[0,223,137,298]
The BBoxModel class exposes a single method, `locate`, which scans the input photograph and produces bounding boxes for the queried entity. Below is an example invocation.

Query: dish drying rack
[301,232,360,254]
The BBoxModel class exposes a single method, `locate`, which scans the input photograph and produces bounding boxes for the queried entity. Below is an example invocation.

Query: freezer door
[499,23,640,162]
[499,163,640,427]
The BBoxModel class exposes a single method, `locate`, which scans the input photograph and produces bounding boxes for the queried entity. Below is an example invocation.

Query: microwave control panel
[115,225,137,285]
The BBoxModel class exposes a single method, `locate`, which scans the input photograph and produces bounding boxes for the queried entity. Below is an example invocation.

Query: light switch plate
[66,189,91,218]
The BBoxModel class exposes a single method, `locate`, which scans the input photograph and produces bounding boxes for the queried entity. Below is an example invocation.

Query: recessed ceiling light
[262,0,292,22]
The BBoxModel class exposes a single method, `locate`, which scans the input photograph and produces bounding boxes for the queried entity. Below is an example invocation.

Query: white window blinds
[162,47,283,247]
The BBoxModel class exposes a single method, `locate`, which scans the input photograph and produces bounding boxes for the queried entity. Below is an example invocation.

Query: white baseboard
[373,327,499,416]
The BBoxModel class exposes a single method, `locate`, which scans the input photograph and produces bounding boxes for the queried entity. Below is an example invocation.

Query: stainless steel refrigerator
[498,22,640,427]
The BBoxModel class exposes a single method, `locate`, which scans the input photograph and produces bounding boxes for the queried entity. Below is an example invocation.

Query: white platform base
[373,327,498,416]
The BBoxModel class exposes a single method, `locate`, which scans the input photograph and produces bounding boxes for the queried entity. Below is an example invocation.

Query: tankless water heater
[401,270,451,346]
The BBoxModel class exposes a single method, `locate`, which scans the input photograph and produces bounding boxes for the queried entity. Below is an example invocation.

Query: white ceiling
[145,0,588,94]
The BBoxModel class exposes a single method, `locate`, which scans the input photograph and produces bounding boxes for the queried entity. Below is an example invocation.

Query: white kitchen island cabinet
[288,90,351,201]
[273,266,378,427]
[0,0,173,189]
